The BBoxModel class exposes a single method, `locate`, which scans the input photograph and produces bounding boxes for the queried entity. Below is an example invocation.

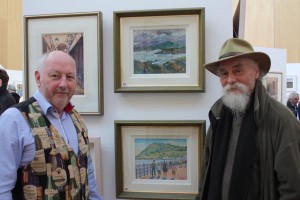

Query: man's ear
[35,71,41,87]
[0,79,2,87]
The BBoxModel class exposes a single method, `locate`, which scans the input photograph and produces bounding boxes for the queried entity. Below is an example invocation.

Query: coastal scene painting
[133,29,186,74]
[135,138,187,181]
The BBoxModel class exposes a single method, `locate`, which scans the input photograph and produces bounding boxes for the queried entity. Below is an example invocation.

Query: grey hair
[288,92,299,101]
[7,83,16,92]
[36,51,76,73]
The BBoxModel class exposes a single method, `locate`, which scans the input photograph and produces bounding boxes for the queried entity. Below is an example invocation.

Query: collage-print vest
[12,97,90,200]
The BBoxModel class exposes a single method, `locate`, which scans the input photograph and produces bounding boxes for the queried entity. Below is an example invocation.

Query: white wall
[23,1,231,199]
[6,69,23,85]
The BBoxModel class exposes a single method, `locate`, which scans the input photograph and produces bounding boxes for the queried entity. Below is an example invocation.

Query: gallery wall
[22,0,287,199]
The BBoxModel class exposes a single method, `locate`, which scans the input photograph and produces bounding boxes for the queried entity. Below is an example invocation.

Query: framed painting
[114,120,206,199]
[24,12,103,115]
[286,75,297,92]
[114,8,205,93]
[89,137,103,195]
[262,72,282,102]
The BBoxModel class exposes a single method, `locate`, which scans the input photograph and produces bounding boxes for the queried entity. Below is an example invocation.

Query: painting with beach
[135,138,187,181]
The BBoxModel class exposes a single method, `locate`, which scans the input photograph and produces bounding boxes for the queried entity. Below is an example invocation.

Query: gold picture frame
[114,8,205,93]
[114,120,205,199]
[89,137,103,195]
[24,12,103,115]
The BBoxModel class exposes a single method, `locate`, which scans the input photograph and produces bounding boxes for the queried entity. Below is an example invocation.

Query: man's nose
[226,73,237,84]
[58,77,67,87]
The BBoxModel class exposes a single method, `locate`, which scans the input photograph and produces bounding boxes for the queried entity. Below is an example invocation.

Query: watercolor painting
[135,138,187,180]
[133,29,186,74]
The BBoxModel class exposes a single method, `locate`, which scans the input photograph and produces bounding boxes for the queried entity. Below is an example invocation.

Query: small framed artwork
[24,12,103,115]
[262,72,282,102]
[89,137,103,195]
[286,75,297,92]
[114,8,205,93]
[114,120,206,199]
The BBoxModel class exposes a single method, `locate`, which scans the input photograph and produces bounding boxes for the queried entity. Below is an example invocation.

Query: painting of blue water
[133,29,186,74]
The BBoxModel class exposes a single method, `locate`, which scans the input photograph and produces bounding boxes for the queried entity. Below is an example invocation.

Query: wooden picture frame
[114,8,205,93]
[24,12,103,115]
[89,137,103,195]
[262,72,282,102]
[114,120,205,199]
[286,75,297,92]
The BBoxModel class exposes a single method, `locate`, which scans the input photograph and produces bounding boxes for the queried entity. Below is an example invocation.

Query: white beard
[222,82,251,114]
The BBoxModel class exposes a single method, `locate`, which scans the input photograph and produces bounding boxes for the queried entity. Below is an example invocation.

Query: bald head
[37,51,76,74]
[35,50,76,116]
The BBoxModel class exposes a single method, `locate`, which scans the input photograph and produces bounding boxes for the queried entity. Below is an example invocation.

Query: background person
[7,83,21,103]
[286,92,299,118]
[0,68,16,115]
[196,38,300,200]
[0,51,103,199]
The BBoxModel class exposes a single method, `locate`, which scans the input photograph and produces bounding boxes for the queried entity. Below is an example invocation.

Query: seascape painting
[135,138,187,181]
[42,33,84,95]
[133,29,186,74]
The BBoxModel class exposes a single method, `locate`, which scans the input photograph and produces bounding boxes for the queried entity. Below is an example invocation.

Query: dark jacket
[197,80,300,200]
[10,92,20,103]
[286,100,297,117]
[0,85,16,115]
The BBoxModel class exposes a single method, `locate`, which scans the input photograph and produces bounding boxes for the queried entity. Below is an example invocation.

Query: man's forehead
[46,66,76,74]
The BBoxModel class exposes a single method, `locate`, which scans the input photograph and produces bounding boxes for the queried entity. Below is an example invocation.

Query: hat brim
[204,52,271,77]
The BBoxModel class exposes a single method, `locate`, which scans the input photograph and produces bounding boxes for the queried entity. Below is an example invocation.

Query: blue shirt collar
[33,90,74,118]
[33,90,53,115]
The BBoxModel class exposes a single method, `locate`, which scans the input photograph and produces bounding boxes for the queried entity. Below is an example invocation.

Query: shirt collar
[33,90,74,115]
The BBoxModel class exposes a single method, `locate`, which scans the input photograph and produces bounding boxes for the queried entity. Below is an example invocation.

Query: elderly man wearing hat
[196,38,300,200]
[0,68,16,115]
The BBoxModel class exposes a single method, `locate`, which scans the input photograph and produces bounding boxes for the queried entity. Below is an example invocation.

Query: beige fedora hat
[204,38,271,77]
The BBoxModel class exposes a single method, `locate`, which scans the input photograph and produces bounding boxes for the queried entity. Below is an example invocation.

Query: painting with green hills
[135,138,188,180]
[133,29,186,74]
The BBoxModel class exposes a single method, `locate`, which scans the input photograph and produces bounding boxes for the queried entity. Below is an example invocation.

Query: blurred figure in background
[0,69,16,115]
[7,84,21,103]
[286,92,299,118]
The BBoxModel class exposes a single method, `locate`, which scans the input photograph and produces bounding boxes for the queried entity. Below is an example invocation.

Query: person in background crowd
[151,159,157,179]
[196,38,300,200]
[7,83,21,103]
[0,51,103,199]
[286,92,299,118]
[0,68,16,115]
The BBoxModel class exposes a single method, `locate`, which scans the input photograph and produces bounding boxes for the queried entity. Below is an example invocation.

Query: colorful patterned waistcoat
[12,97,90,200]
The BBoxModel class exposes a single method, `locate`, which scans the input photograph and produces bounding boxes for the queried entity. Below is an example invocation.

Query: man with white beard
[196,38,300,200]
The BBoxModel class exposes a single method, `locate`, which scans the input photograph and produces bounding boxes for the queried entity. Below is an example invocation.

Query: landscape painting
[133,29,186,74]
[135,138,187,181]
